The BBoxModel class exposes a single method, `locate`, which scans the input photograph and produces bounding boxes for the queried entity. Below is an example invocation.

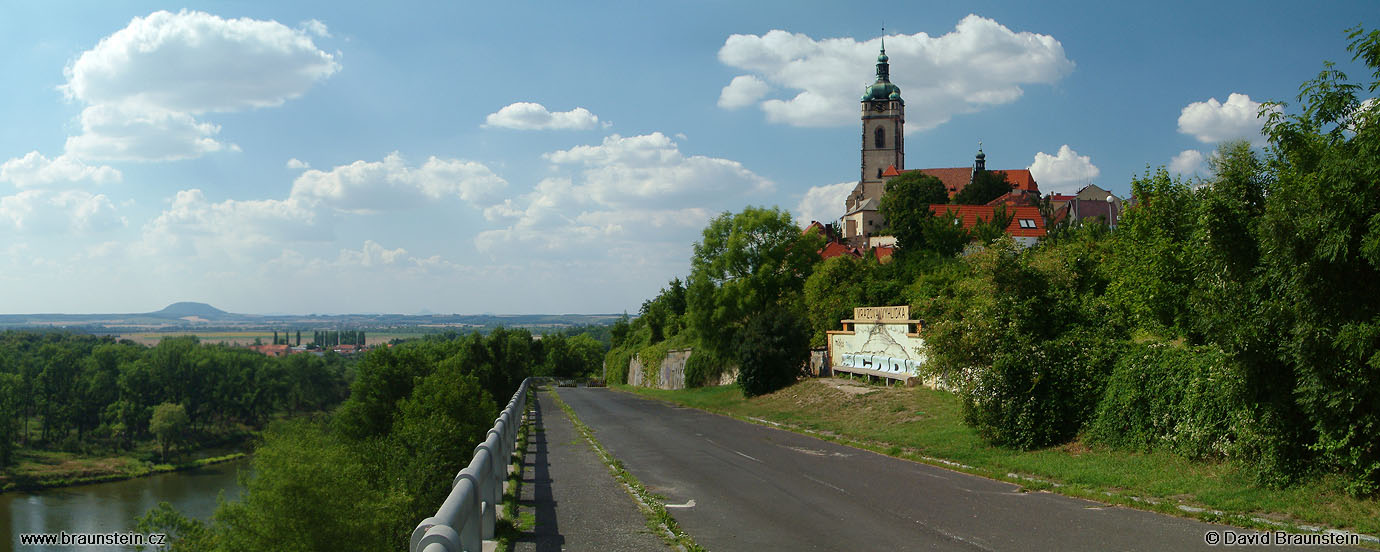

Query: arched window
[874,126,886,149]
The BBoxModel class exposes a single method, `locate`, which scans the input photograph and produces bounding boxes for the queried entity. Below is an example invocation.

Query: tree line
[609,27,1380,497]
[0,331,351,467]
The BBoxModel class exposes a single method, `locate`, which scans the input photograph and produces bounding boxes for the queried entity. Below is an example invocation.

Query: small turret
[975,142,986,171]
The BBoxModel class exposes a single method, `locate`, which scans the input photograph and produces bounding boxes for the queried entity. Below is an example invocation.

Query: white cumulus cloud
[794,181,854,227]
[289,152,508,213]
[477,132,772,257]
[483,102,602,130]
[140,189,326,259]
[0,189,125,233]
[337,240,408,267]
[1177,93,1280,146]
[0,151,121,188]
[65,105,231,161]
[1028,145,1100,195]
[1170,149,1207,176]
[541,132,773,207]
[718,75,769,109]
[717,15,1074,130]
[286,158,311,170]
[59,9,339,161]
[299,19,331,38]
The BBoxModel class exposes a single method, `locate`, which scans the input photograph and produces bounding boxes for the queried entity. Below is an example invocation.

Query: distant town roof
[929,204,1047,238]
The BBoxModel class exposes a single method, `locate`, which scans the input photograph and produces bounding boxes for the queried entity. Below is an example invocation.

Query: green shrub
[604,345,634,385]
[734,307,810,397]
[684,348,727,388]
[1087,342,1247,459]
[960,329,1119,449]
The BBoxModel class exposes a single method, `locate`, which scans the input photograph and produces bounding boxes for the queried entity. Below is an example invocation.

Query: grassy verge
[548,387,704,551]
[1,451,247,492]
[616,379,1379,547]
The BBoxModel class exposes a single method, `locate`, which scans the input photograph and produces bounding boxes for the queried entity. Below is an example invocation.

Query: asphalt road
[555,387,1365,552]
[512,392,668,551]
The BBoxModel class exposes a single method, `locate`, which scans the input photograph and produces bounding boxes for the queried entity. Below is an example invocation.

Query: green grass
[0,451,247,491]
[616,379,1380,545]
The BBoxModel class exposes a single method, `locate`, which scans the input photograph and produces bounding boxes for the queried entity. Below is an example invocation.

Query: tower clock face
[871,101,885,112]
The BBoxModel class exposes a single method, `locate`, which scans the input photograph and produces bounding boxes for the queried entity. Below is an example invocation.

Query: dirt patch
[817,377,877,396]
[1060,440,1092,456]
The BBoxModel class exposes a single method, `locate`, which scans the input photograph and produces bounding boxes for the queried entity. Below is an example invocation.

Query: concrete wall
[627,348,738,390]
[628,348,692,390]
[809,348,831,377]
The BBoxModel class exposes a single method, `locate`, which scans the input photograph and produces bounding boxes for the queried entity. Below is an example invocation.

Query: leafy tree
[640,299,669,344]
[0,373,21,466]
[610,313,631,349]
[687,207,824,360]
[953,170,1011,205]
[1254,26,1380,495]
[149,402,188,461]
[970,204,1013,245]
[915,209,972,257]
[879,172,948,250]
[735,306,811,397]
[211,420,398,551]
[1103,167,1198,337]
[802,254,868,347]
[664,277,688,317]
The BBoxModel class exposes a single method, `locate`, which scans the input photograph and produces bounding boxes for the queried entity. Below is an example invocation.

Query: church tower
[843,39,904,246]
[859,38,904,187]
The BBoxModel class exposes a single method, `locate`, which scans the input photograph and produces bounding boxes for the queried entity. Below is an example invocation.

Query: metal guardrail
[410,377,531,552]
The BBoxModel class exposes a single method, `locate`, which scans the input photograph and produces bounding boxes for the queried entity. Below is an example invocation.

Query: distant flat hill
[148,302,233,320]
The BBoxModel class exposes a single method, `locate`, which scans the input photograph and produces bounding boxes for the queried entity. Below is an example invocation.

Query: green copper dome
[861,40,902,102]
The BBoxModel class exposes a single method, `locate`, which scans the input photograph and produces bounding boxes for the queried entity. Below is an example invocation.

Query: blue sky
[1,1,1375,315]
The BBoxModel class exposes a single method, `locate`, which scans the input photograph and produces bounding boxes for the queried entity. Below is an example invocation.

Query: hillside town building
[838,42,1053,249]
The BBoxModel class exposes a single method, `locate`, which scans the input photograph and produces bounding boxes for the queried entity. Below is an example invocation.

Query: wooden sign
[852,305,909,322]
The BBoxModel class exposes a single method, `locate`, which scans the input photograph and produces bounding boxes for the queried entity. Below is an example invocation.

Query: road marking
[733,450,762,463]
[802,473,848,495]
[665,499,696,509]
[706,438,763,463]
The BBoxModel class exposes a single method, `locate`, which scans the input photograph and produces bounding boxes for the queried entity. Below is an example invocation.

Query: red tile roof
[802,221,839,242]
[881,165,901,177]
[929,204,1047,238]
[984,190,1040,207]
[872,246,895,260]
[819,241,861,260]
[993,169,1040,193]
[911,168,973,197]
[895,167,1040,198]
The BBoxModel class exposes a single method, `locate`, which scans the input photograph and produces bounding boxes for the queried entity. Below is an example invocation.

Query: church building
[841,42,1042,248]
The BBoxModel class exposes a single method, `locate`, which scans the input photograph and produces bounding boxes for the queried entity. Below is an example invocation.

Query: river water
[1,457,248,550]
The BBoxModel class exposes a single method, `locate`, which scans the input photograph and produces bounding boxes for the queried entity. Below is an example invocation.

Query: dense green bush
[960,330,1119,449]
[1087,342,1247,459]
[734,307,810,397]
[684,348,729,388]
[603,345,634,385]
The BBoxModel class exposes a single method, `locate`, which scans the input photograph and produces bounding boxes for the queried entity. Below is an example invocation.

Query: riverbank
[1,449,248,492]
[618,379,1380,547]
